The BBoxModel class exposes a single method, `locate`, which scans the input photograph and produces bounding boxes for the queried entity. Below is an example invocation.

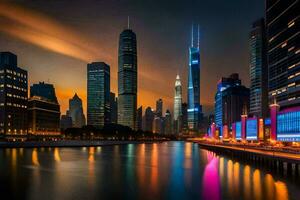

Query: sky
[0,0,264,116]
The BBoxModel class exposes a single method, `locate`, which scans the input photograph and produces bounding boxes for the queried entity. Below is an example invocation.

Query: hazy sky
[0,0,264,116]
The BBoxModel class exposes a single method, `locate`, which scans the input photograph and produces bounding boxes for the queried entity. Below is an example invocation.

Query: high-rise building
[28,82,60,136]
[144,107,154,132]
[164,110,172,135]
[68,93,85,128]
[188,25,203,134]
[110,92,118,124]
[156,99,163,117]
[266,0,300,108]
[181,102,188,134]
[153,116,163,134]
[174,74,182,134]
[136,106,142,131]
[249,18,268,118]
[87,62,110,128]
[118,25,138,129]
[0,52,28,140]
[215,74,241,134]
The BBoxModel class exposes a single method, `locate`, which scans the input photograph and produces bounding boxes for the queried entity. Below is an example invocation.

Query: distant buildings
[110,92,118,124]
[28,82,60,136]
[174,74,182,134]
[249,18,268,118]
[181,102,188,134]
[266,0,300,108]
[164,110,172,135]
[118,27,138,129]
[144,107,154,132]
[136,106,142,131]
[60,114,72,130]
[68,93,85,128]
[0,52,28,139]
[187,25,203,134]
[87,62,110,128]
[156,99,163,118]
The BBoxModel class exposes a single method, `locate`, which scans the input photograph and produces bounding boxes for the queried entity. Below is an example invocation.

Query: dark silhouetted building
[28,82,60,136]
[87,62,110,128]
[181,102,188,134]
[144,107,154,132]
[188,25,203,134]
[60,114,72,131]
[118,27,137,129]
[266,0,300,108]
[156,98,163,117]
[164,110,172,135]
[68,93,85,128]
[136,106,142,131]
[249,18,268,118]
[110,92,118,124]
[0,52,28,140]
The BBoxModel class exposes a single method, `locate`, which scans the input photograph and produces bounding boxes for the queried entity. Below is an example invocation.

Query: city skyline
[0,0,264,116]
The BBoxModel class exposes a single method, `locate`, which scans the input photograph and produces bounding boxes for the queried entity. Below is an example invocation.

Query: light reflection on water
[0,142,298,200]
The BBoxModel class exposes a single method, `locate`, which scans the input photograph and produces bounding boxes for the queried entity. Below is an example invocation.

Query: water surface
[0,142,299,200]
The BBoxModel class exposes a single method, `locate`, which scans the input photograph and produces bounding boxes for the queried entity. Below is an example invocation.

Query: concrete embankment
[0,140,159,148]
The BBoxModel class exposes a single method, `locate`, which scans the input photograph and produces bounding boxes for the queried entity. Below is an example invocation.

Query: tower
[174,74,182,134]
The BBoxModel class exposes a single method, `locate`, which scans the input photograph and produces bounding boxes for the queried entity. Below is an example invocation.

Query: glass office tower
[87,62,110,128]
[118,27,137,129]
[187,25,203,134]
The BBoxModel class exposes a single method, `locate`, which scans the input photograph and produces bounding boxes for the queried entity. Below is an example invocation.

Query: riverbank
[0,140,164,148]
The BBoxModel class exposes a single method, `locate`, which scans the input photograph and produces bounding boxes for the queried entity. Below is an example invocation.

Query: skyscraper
[164,110,172,135]
[174,74,182,134]
[187,25,203,134]
[28,82,60,136]
[156,99,163,117]
[118,25,137,129]
[69,93,86,128]
[110,92,118,124]
[215,74,241,128]
[144,107,154,132]
[136,106,142,131]
[0,52,28,139]
[249,18,268,118]
[181,102,188,134]
[87,62,110,128]
[266,0,300,108]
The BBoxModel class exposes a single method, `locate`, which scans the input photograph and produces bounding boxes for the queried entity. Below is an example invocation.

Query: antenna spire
[127,16,130,29]
[197,24,200,48]
[191,24,194,47]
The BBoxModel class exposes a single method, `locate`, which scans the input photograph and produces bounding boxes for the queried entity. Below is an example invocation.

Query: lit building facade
[188,25,203,134]
[69,93,85,128]
[0,52,28,139]
[87,62,110,128]
[266,0,300,108]
[28,82,60,136]
[118,28,137,129]
[249,18,268,118]
[214,73,242,137]
[174,74,182,134]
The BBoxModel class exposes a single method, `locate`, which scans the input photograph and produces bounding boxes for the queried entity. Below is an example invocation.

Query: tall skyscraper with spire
[174,74,182,134]
[187,24,203,134]
[117,19,138,129]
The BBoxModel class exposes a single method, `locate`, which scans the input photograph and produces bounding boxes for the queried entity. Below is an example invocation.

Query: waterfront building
[187,25,203,134]
[68,93,85,128]
[110,92,118,124]
[174,74,182,134]
[266,0,300,108]
[249,18,268,118]
[144,107,154,132]
[214,73,242,137]
[118,25,138,130]
[60,114,72,131]
[87,62,110,128]
[156,98,163,118]
[0,52,28,140]
[153,116,163,134]
[28,82,60,136]
[136,106,142,131]
[181,102,188,134]
[164,110,172,135]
